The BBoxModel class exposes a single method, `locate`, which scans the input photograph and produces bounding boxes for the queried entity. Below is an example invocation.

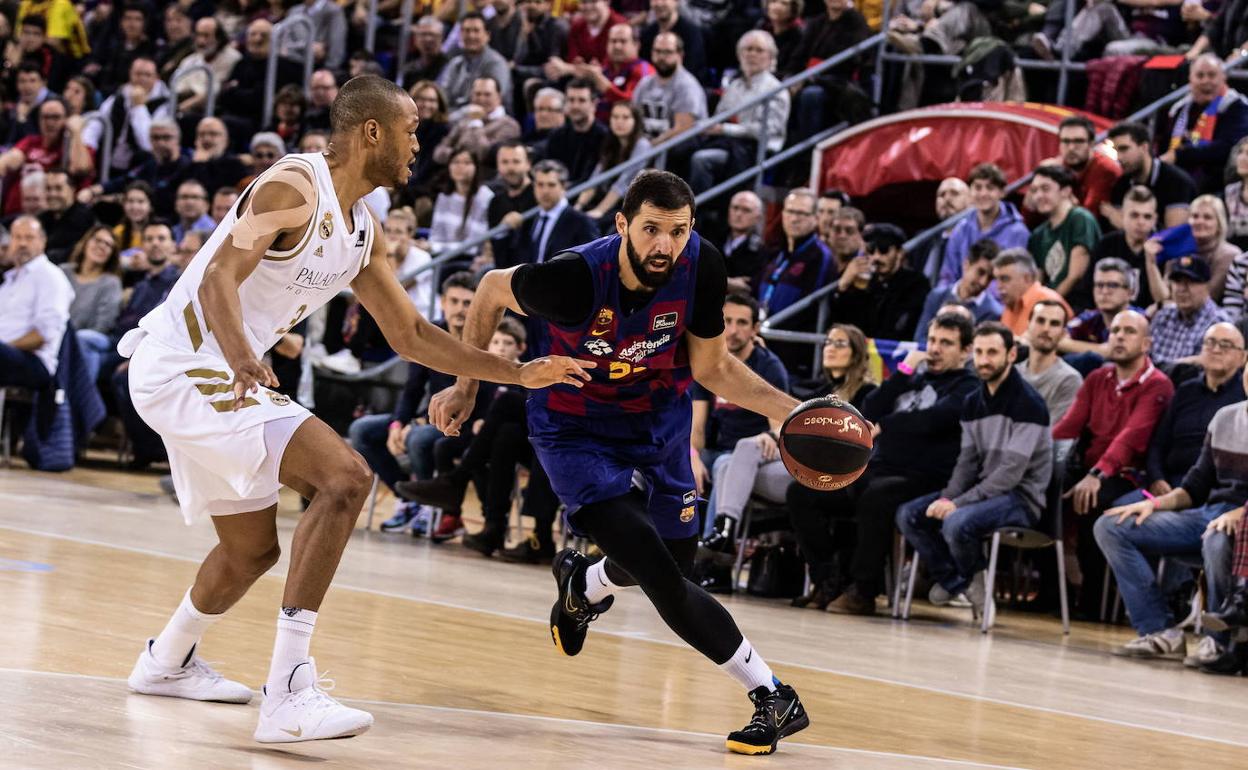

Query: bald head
[8,215,46,266]
[1191,54,1227,104]
[1200,321,1246,378]
[330,74,410,135]
[1106,309,1150,366]
[936,177,970,219]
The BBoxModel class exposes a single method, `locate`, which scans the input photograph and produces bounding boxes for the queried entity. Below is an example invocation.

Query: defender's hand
[429,384,476,437]
[518,356,596,389]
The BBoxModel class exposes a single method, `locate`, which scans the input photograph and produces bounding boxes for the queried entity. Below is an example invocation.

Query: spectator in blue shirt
[940,163,1030,286]
[915,238,1003,342]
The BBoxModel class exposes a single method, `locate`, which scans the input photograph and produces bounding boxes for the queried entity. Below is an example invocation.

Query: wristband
[1140,489,1155,501]
[389,420,402,431]
[897,362,914,375]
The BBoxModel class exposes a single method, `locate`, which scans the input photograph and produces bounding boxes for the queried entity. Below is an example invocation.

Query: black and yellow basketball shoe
[725,683,810,755]
[550,549,613,656]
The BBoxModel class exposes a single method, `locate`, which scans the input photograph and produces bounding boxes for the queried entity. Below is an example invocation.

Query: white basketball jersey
[138,152,375,360]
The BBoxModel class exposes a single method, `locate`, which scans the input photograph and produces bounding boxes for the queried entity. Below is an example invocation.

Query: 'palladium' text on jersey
[291,267,352,293]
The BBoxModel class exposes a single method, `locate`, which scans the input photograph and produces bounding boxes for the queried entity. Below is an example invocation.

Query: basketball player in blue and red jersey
[430,171,809,755]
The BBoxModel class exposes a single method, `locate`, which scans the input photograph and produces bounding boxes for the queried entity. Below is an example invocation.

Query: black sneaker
[462,526,505,557]
[500,533,555,564]
[725,683,810,755]
[549,549,613,656]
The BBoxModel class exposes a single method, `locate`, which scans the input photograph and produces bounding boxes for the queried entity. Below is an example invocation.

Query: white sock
[583,559,624,604]
[719,637,777,693]
[266,607,318,693]
[151,588,222,669]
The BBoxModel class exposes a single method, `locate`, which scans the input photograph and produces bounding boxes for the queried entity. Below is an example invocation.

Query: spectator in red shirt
[1052,309,1175,617]
[579,23,654,122]
[0,98,94,216]
[550,0,627,77]
[1045,115,1122,225]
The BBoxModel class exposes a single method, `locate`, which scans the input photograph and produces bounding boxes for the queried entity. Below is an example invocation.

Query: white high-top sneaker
[254,659,373,743]
[127,639,253,703]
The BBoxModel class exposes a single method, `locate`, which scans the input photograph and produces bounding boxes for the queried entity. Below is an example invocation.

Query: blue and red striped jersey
[529,232,703,417]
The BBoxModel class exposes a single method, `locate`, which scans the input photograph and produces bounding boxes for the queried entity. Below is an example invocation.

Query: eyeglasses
[831,225,858,234]
[89,235,115,249]
[1093,281,1127,291]
[535,106,562,113]
[824,338,850,349]
[1202,338,1244,351]
[150,134,177,141]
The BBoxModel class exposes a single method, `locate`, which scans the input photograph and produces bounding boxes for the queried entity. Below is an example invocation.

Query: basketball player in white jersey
[119,76,592,743]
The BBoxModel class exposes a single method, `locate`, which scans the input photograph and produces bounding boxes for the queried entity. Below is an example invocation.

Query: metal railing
[394,0,417,88]
[761,52,1248,350]
[409,32,885,279]
[876,0,1084,105]
[170,63,218,118]
[78,111,113,183]
[263,16,317,128]
[364,0,381,52]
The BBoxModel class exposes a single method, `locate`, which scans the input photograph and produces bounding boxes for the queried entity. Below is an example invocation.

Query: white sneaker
[1113,627,1187,658]
[127,639,253,703]
[928,583,972,608]
[1183,635,1223,667]
[254,659,373,743]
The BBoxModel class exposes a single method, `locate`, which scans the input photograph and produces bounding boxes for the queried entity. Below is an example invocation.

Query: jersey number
[608,362,647,380]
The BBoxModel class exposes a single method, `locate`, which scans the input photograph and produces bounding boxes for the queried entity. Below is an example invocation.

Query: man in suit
[500,159,599,269]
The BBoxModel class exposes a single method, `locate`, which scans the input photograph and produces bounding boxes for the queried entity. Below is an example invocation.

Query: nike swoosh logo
[745,649,753,663]
[590,329,609,336]
[774,700,795,728]
[565,592,579,615]
[281,726,302,738]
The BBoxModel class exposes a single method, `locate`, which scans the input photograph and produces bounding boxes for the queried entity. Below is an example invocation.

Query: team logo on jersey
[679,505,695,523]
[682,490,696,505]
[591,307,613,336]
[319,212,334,239]
[313,246,324,258]
[583,338,613,357]
[267,391,291,407]
[652,312,678,331]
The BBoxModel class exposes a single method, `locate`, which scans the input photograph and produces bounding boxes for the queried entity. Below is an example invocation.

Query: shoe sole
[725,713,811,756]
[254,723,372,743]
[127,674,254,704]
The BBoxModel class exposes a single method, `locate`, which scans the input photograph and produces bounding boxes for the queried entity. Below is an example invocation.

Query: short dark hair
[121,2,148,19]
[142,220,173,238]
[532,158,569,186]
[494,139,529,164]
[968,238,1000,264]
[16,62,45,79]
[1123,184,1156,207]
[495,316,527,346]
[820,188,850,206]
[213,186,239,200]
[1032,164,1074,190]
[330,75,409,134]
[621,170,695,221]
[832,206,865,229]
[1058,115,1096,142]
[974,320,1014,350]
[441,270,477,294]
[931,310,974,347]
[566,77,598,97]
[725,291,760,325]
[20,15,47,32]
[1107,121,1150,146]
[460,11,487,28]
[1030,298,1069,323]
[967,162,1007,189]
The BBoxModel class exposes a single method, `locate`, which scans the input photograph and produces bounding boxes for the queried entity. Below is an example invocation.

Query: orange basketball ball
[778,396,874,491]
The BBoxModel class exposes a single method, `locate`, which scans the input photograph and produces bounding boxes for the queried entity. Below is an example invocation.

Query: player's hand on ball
[518,356,596,389]
[429,384,475,437]
[230,358,278,410]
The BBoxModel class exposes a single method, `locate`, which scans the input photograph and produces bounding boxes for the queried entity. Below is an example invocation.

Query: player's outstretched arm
[199,173,316,408]
[688,333,798,424]
[352,234,593,411]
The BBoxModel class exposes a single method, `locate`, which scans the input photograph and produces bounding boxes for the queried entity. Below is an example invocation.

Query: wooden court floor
[2,465,1247,769]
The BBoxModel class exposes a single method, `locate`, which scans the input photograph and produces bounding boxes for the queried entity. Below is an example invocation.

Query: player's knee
[320,452,373,506]
[225,539,281,578]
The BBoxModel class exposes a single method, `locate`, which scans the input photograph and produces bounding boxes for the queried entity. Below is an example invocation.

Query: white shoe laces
[184,658,226,683]
[288,672,343,713]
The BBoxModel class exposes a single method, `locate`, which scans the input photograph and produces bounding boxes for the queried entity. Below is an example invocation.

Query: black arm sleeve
[510,253,596,327]
[688,239,728,339]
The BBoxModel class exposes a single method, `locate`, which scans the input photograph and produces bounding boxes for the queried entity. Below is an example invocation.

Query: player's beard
[977,359,1010,385]
[626,234,676,289]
